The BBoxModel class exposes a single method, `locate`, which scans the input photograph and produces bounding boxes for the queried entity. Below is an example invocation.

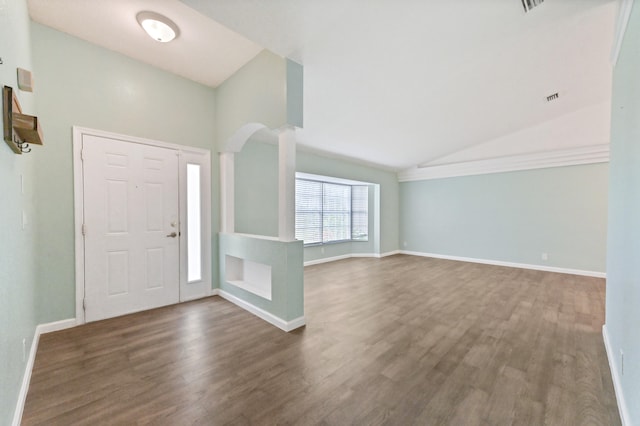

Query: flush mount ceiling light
[136,11,180,43]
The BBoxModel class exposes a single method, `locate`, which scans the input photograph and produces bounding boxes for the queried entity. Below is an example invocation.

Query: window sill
[303,239,369,248]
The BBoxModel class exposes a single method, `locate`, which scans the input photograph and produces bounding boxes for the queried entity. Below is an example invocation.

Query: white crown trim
[611,0,634,66]
[398,144,609,182]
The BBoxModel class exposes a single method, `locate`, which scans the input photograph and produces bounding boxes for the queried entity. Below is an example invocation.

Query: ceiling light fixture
[136,11,180,43]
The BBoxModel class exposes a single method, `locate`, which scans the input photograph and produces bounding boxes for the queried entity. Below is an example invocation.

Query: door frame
[73,126,212,324]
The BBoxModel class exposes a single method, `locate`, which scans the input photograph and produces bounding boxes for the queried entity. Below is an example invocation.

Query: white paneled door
[82,134,180,322]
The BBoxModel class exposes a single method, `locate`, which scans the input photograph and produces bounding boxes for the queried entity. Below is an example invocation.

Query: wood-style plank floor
[22,255,621,425]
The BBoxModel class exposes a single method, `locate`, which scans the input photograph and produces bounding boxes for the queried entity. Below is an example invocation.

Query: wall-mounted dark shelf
[3,85,43,154]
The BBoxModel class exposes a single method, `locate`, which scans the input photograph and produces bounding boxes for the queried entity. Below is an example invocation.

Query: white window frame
[295,174,369,246]
[180,151,212,301]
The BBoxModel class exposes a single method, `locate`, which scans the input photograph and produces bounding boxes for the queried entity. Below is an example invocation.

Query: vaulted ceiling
[28,0,618,171]
[27,0,262,87]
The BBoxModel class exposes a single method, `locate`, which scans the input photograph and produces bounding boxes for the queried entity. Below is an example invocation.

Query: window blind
[351,186,368,241]
[295,179,322,244]
[322,183,351,242]
[295,178,369,245]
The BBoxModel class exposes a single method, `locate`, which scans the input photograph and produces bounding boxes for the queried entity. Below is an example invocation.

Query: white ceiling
[27,0,262,87]
[28,0,618,171]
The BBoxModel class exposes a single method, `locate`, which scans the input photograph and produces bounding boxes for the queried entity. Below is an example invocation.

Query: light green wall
[400,164,608,272]
[286,59,304,128]
[30,23,218,323]
[214,50,286,149]
[234,140,279,237]
[0,0,39,422]
[607,2,640,423]
[219,233,303,321]
[233,141,400,260]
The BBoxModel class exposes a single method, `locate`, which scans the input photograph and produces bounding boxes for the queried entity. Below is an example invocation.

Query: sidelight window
[187,163,202,282]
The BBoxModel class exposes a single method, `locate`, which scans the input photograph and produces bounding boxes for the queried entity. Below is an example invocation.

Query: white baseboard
[304,250,401,266]
[304,254,353,266]
[603,325,630,426]
[285,316,307,331]
[217,289,305,332]
[12,331,39,426]
[37,318,77,334]
[400,250,606,278]
[12,318,76,426]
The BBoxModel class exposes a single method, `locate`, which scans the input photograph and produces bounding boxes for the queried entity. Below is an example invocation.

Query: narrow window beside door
[187,163,202,282]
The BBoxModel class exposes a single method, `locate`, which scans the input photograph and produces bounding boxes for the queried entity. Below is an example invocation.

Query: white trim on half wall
[216,289,305,332]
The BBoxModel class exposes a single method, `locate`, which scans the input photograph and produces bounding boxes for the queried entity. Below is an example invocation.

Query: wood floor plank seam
[22,255,620,425]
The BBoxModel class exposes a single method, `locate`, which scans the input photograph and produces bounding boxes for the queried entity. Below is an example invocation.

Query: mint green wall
[297,151,400,257]
[0,0,39,422]
[214,50,286,148]
[607,2,640,423]
[286,59,304,128]
[400,163,608,272]
[30,23,218,323]
[233,141,400,260]
[234,140,279,237]
[219,234,303,321]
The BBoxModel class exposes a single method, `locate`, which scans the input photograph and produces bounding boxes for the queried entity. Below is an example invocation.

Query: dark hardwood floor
[22,255,620,425]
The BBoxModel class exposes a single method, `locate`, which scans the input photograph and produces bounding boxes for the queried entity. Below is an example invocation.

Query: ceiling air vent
[522,0,545,13]
[546,92,559,102]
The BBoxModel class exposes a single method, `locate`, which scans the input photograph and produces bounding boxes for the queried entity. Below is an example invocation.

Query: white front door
[82,134,180,322]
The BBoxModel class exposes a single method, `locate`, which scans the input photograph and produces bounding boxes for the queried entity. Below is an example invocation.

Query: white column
[220,152,235,234]
[279,126,296,241]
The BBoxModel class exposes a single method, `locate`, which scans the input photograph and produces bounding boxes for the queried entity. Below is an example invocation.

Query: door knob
[166,232,177,238]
